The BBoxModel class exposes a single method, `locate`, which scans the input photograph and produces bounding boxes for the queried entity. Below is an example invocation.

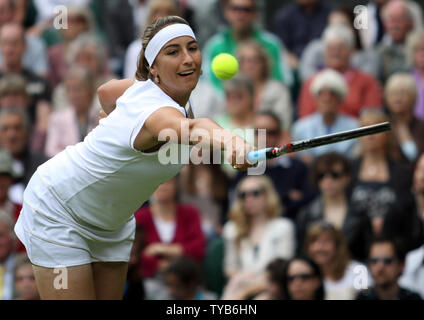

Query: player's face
[152,36,202,105]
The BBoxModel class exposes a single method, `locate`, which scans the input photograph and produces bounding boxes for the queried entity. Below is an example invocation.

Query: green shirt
[203,27,293,92]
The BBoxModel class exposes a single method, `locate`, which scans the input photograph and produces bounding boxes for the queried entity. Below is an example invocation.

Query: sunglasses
[288,273,316,282]
[238,188,265,200]
[317,170,344,181]
[369,257,396,265]
[230,5,256,13]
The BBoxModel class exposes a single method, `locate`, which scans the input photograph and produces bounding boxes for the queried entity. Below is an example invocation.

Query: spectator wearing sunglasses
[304,222,370,300]
[281,256,325,300]
[203,0,293,93]
[296,153,372,261]
[221,175,295,299]
[356,236,422,300]
[291,69,359,164]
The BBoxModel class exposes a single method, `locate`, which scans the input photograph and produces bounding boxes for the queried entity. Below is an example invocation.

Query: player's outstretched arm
[139,107,255,170]
[97,78,135,115]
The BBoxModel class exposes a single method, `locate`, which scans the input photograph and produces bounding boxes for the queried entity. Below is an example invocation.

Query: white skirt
[14,172,136,268]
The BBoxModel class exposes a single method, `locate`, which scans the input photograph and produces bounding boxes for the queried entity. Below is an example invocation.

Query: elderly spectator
[407,29,424,120]
[385,73,424,162]
[221,175,295,299]
[45,67,98,157]
[272,0,333,68]
[0,108,47,204]
[376,0,414,83]
[13,253,39,300]
[304,222,370,300]
[281,256,325,300]
[237,40,292,132]
[292,69,359,163]
[300,7,380,81]
[0,209,16,300]
[0,0,48,77]
[298,24,383,119]
[47,4,97,89]
[297,153,372,261]
[52,34,112,112]
[203,0,292,93]
[357,236,421,300]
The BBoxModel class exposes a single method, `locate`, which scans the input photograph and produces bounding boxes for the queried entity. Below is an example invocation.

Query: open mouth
[178,70,195,77]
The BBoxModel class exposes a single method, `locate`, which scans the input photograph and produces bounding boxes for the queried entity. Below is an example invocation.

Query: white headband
[145,24,196,66]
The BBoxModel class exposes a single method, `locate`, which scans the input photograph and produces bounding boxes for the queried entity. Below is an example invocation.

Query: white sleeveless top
[34,80,188,231]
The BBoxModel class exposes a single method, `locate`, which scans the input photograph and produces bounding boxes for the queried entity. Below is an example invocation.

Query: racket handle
[247,148,270,163]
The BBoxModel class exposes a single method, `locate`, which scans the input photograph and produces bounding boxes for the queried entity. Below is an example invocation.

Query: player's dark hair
[135,15,190,81]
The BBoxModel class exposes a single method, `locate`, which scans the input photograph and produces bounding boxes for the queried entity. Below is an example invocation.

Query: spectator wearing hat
[292,69,359,163]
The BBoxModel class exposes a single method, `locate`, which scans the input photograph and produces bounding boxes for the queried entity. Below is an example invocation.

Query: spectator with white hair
[406,29,424,120]
[292,69,359,163]
[384,73,424,162]
[376,0,415,83]
[0,209,17,300]
[300,7,380,81]
[298,23,383,119]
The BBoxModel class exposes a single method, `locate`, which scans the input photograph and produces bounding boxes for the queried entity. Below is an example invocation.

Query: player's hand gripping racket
[247,122,391,163]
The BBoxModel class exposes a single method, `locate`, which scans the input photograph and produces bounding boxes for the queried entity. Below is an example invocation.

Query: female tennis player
[14,16,254,300]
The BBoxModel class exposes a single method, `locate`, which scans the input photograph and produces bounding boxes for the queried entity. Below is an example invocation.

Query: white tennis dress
[14,79,189,268]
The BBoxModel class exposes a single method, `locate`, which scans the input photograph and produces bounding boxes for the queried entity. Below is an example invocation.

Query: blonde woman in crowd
[304,222,370,300]
[221,175,295,299]
[384,72,424,162]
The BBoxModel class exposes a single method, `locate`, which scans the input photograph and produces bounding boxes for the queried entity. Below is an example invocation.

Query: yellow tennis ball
[212,53,239,80]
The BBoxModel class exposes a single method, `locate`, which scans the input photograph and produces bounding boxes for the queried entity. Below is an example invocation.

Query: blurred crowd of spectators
[0,0,424,300]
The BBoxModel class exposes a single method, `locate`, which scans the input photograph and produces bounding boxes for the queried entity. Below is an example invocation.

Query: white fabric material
[20,79,187,231]
[145,24,196,66]
[14,79,191,267]
[152,216,176,244]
